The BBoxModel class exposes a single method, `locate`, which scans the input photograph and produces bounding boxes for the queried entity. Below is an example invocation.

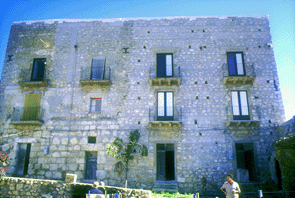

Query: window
[91,57,105,80]
[90,98,101,112]
[157,91,174,121]
[22,93,42,121]
[88,136,96,144]
[157,54,173,77]
[31,58,46,81]
[227,52,245,76]
[231,91,250,120]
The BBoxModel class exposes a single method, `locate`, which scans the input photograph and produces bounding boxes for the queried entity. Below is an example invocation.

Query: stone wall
[273,116,295,195]
[0,176,152,198]
[0,16,286,194]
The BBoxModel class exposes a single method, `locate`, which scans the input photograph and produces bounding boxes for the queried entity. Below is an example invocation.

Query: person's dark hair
[226,174,233,179]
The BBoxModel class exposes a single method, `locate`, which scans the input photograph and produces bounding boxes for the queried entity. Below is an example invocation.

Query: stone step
[240,182,264,192]
[152,181,178,193]
[152,188,179,194]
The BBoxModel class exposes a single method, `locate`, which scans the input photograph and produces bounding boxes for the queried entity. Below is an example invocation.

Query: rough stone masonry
[0,16,285,194]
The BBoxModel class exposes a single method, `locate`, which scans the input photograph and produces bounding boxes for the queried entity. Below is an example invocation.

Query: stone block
[65,173,77,183]
[236,168,249,182]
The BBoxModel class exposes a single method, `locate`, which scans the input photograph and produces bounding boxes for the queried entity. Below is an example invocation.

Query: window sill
[226,120,260,128]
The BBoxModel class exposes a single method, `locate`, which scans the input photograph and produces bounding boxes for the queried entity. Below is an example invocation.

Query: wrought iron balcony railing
[225,104,260,128]
[10,107,44,126]
[148,67,181,86]
[222,63,256,86]
[18,69,48,88]
[80,67,111,86]
[148,107,182,127]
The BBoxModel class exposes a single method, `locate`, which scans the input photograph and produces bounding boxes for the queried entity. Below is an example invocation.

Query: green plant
[107,130,148,186]
[0,151,9,176]
[152,192,193,198]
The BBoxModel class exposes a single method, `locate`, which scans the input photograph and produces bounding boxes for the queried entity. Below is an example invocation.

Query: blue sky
[0,0,294,120]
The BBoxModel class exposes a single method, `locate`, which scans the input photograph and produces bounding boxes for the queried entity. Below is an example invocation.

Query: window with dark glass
[90,98,101,112]
[88,136,96,144]
[31,58,46,81]
[227,52,245,76]
[231,90,250,120]
[157,91,173,121]
[91,57,105,80]
[157,53,173,77]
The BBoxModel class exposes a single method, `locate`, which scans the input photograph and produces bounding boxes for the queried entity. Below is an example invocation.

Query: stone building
[0,16,286,194]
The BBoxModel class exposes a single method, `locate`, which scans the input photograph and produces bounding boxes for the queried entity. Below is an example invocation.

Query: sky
[0,0,294,120]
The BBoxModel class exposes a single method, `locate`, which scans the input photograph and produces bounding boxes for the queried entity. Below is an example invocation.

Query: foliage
[152,192,193,198]
[106,130,148,181]
[0,151,10,176]
[107,130,148,164]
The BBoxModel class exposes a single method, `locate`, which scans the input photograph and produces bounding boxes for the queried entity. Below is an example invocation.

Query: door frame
[155,143,176,181]
[14,143,31,176]
[85,151,98,180]
[235,142,258,181]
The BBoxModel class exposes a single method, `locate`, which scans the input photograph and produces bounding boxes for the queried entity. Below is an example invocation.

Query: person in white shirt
[220,174,241,198]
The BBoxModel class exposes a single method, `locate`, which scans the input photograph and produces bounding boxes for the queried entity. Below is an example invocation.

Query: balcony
[18,69,48,88]
[10,107,44,126]
[148,67,181,86]
[222,63,256,86]
[148,107,182,128]
[80,67,111,86]
[225,105,260,128]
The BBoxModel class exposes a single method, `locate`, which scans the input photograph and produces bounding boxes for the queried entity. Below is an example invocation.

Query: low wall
[0,176,152,198]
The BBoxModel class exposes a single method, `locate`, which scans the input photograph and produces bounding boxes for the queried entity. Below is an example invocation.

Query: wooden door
[15,143,31,176]
[85,151,97,180]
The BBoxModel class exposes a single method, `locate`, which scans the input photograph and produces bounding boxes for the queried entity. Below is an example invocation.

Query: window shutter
[236,53,244,75]
[90,98,101,112]
[95,99,101,112]
[231,91,240,116]
[166,92,173,116]
[240,91,249,116]
[91,57,105,80]
[227,52,245,76]
[158,92,165,116]
[22,93,42,121]
[231,90,250,120]
[157,54,166,77]
[157,91,174,121]
[227,53,236,76]
[166,55,172,77]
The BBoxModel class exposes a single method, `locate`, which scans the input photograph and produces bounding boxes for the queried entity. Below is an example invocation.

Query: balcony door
[231,91,250,120]
[31,58,46,81]
[227,52,245,76]
[157,54,173,77]
[157,91,174,121]
[91,57,105,80]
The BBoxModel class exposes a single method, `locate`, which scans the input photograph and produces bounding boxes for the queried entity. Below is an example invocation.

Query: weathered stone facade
[0,16,286,194]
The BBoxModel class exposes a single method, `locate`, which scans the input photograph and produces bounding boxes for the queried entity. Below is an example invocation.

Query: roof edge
[12,15,269,25]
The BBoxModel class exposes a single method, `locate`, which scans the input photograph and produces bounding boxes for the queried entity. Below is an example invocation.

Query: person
[88,181,103,195]
[220,174,241,198]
